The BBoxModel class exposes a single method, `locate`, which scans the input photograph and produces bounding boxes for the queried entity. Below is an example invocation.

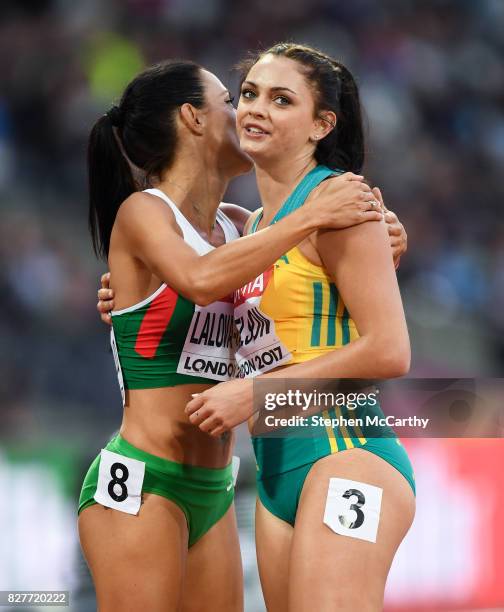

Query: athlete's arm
[270,220,410,377]
[97,173,382,315]
[186,220,410,436]
[115,174,381,306]
[219,202,251,236]
[116,192,312,306]
[97,206,258,322]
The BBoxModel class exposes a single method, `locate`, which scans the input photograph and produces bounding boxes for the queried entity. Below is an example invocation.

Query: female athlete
[186,44,416,612]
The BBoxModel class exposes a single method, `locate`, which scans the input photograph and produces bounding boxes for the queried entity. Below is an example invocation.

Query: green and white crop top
[110,188,240,402]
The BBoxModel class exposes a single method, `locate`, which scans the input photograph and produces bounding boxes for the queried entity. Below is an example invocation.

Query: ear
[179,103,205,136]
[310,111,337,142]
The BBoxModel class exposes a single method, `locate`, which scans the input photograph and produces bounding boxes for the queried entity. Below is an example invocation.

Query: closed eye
[226,96,235,106]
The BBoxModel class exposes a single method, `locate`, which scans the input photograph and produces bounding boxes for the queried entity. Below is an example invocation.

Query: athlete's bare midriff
[121,384,233,468]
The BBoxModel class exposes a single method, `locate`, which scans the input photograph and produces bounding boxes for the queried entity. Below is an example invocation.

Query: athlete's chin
[239,141,275,165]
[232,149,255,175]
[219,144,254,176]
[234,156,254,175]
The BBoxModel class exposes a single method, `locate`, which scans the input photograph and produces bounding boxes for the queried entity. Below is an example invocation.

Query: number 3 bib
[234,266,292,378]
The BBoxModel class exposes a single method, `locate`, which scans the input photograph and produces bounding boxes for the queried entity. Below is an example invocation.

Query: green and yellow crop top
[233,165,360,377]
[110,188,240,402]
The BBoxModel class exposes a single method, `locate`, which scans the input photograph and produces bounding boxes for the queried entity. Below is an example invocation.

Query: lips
[243,122,270,136]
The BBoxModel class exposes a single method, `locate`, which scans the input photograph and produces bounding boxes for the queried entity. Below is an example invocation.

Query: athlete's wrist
[294,202,319,235]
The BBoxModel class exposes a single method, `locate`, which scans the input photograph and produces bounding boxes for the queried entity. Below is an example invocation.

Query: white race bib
[110,328,125,407]
[177,298,238,381]
[323,477,383,543]
[94,449,145,515]
[234,268,291,378]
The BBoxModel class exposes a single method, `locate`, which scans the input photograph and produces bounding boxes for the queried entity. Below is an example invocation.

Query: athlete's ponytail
[238,43,364,173]
[315,61,364,173]
[88,112,136,259]
[88,60,205,259]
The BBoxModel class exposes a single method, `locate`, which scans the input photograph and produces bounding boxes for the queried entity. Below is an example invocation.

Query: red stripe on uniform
[134,286,179,358]
[233,266,273,307]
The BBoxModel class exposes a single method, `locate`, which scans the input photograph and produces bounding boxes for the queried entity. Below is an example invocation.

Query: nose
[247,95,267,119]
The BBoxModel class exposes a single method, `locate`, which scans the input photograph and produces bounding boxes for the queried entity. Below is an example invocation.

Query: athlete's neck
[254,157,317,227]
[157,156,230,236]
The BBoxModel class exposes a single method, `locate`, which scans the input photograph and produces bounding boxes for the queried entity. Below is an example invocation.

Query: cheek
[274,111,312,145]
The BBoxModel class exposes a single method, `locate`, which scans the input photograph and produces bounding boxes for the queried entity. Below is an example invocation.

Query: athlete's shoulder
[115,190,179,235]
[219,202,251,236]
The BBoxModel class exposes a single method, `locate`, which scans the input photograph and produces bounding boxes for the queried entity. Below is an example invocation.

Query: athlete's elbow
[192,292,214,307]
[376,343,410,378]
[187,287,212,307]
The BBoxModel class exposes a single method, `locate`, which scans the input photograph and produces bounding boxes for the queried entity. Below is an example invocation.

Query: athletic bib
[234,267,292,378]
[177,296,239,380]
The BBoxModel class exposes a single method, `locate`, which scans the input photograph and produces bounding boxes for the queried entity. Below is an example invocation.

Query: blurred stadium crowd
[0,0,503,442]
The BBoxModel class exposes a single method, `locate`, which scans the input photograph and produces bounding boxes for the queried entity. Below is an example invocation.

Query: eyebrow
[242,80,298,95]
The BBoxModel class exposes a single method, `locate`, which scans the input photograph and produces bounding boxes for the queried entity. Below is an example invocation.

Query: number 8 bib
[94,449,146,515]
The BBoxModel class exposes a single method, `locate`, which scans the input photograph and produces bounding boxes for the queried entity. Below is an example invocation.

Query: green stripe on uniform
[329,408,348,451]
[311,282,323,346]
[327,283,338,346]
[342,307,350,345]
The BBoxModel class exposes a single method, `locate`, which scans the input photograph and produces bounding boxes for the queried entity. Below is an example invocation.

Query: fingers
[208,425,227,438]
[314,173,365,197]
[343,172,365,181]
[100,272,111,289]
[387,223,403,236]
[97,298,114,313]
[356,210,384,223]
[372,187,386,211]
[98,287,114,301]
[97,298,114,312]
[100,312,112,326]
[384,210,398,223]
[185,395,205,415]
[359,198,382,213]
[198,415,222,433]
[358,185,379,205]
[188,407,210,426]
[185,397,229,435]
[193,411,225,434]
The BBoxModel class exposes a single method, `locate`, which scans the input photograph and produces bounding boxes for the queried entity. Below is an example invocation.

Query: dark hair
[88,60,205,259]
[237,43,364,174]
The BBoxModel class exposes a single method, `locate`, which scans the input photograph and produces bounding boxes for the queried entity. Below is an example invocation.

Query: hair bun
[106,105,124,127]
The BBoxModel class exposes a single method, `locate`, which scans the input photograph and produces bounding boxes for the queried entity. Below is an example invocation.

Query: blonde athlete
[80,59,385,612]
[186,44,415,612]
